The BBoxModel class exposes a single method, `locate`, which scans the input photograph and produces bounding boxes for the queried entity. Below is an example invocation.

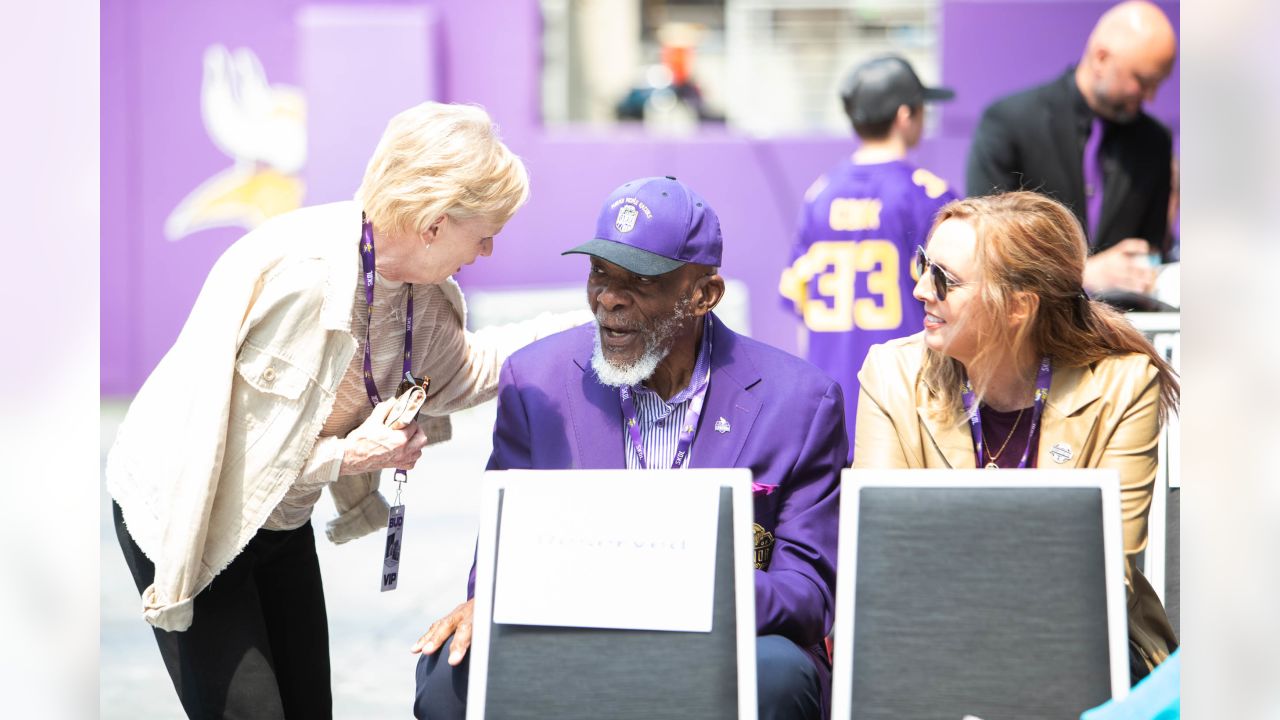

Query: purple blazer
[473,314,847,681]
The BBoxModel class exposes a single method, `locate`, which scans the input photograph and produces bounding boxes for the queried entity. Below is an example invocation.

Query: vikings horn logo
[615,203,639,233]
[165,45,306,241]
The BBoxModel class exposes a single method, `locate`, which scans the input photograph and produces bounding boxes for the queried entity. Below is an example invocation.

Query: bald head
[1077,1,1177,122]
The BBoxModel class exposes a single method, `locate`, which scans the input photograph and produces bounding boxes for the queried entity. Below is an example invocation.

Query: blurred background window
[540,0,941,136]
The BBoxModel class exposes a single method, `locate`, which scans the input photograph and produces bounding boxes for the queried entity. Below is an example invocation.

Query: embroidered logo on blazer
[753,523,775,570]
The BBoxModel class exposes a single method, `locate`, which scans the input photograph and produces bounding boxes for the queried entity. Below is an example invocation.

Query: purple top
[782,158,958,456]
[976,405,1042,469]
[962,356,1052,469]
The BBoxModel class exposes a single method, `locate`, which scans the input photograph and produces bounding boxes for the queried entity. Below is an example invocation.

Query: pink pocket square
[752,482,778,496]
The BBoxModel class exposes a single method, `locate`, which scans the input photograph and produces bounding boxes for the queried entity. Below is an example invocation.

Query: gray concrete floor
[100,397,498,719]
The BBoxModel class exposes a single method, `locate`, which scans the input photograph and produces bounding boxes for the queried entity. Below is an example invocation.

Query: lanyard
[359,216,414,407]
[961,356,1052,469]
[359,216,422,494]
[618,327,713,470]
[360,215,419,593]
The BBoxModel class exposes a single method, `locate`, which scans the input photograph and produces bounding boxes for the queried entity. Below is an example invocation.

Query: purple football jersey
[780,158,958,457]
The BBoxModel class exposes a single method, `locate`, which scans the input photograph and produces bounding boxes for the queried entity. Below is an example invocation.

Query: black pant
[113,501,332,720]
[413,633,822,720]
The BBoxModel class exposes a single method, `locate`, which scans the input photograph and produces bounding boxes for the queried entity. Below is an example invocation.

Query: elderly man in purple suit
[411,176,847,720]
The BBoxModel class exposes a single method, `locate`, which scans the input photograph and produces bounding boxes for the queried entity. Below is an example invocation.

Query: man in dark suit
[411,176,847,720]
[967,0,1177,294]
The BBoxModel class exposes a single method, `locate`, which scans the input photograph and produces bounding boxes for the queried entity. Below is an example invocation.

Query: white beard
[591,334,665,387]
[590,297,691,388]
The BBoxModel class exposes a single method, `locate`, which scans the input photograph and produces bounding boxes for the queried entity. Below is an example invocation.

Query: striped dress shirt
[622,317,713,470]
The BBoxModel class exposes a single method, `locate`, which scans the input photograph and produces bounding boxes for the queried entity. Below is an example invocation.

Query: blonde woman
[108,102,580,719]
[854,191,1178,678]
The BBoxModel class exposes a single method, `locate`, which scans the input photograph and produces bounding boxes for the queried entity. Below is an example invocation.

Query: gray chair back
[831,471,1130,720]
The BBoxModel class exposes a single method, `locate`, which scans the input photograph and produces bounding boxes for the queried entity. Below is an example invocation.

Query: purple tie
[1083,117,1105,244]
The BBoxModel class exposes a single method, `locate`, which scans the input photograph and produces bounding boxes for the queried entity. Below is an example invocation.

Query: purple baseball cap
[562,176,722,276]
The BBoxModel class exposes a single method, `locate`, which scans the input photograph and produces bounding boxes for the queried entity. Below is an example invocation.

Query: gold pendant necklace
[983,406,1026,469]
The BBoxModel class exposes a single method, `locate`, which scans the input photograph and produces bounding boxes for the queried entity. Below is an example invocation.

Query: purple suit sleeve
[468,359,533,599]
[486,359,534,474]
[754,380,847,646]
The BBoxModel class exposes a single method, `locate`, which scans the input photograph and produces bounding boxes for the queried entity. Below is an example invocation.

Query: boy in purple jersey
[780,55,957,457]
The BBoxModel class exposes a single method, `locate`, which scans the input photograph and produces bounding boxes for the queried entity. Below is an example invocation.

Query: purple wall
[102,0,1179,395]
[301,5,444,204]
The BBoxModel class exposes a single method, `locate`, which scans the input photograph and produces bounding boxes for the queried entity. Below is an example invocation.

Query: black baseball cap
[839,55,954,125]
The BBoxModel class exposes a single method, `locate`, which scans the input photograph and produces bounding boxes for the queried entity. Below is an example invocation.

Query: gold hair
[354,102,529,238]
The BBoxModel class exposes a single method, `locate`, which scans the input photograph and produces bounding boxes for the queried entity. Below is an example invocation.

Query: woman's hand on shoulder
[339,399,429,475]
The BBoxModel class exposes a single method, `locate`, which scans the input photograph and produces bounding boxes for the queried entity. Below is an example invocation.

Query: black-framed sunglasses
[913,245,971,301]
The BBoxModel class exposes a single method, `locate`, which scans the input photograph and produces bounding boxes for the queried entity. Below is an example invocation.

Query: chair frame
[1127,312,1180,605]
[467,468,759,720]
[830,468,1133,720]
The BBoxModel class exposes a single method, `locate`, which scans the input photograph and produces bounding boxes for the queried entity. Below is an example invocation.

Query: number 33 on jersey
[780,160,957,452]
[780,164,955,335]
[780,237,903,331]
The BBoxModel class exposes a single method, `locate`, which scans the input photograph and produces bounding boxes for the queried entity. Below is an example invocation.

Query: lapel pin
[1049,442,1073,464]
[715,417,731,434]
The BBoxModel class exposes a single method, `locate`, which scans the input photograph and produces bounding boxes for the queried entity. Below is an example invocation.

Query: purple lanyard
[961,356,1052,469]
[618,336,713,471]
[359,216,413,407]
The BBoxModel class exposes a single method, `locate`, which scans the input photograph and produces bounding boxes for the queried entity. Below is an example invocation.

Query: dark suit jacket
[966,68,1173,256]
[477,315,847,682]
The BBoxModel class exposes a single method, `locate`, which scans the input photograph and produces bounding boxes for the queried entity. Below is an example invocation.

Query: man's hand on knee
[410,599,475,666]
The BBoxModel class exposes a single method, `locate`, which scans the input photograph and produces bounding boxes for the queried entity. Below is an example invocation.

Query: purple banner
[103,0,1179,395]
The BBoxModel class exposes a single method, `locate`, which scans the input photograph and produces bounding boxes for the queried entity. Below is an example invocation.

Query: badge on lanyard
[362,215,426,592]
[381,504,405,592]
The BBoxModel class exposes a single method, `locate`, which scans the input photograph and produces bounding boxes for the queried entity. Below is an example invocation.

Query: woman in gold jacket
[853,191,1178,678]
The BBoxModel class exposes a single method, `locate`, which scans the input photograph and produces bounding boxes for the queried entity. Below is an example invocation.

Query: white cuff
[295,436,345,489]
[142,583,194,632]
[326,491,390,544]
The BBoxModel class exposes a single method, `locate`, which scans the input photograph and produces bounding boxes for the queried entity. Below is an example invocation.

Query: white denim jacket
[107,201,583,631]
